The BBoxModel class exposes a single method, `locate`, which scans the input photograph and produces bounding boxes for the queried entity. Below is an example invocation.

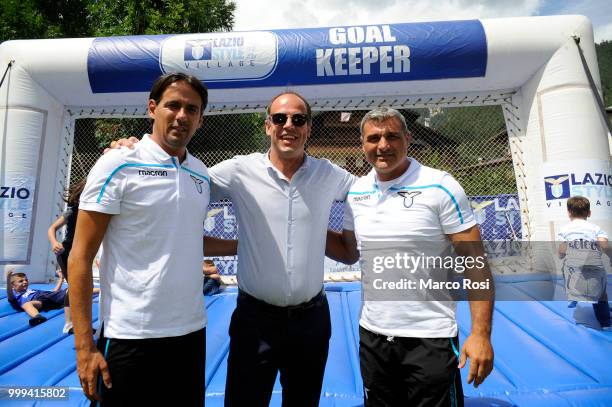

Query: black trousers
[56,244,71,306]
[225,290,331,407]
[94,327,206,407]
[593,300,611,327]
[359,327,464,407]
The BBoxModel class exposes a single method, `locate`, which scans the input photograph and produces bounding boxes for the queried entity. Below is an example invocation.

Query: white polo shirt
[210,153,355,306]
[80,134,210,339]
[557,219,609,268]
[344,159,476,338]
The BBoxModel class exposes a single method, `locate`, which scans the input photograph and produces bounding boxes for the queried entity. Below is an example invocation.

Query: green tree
[89,0,234,36]
[1,0,235,41]
[0,0,91,41]
[595,41,612,107]
[1,0,45,41]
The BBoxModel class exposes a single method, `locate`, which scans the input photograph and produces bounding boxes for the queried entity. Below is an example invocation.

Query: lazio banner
[88,20,487,93]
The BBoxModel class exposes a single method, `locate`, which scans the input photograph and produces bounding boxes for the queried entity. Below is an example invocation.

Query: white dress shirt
[210,152,355,306]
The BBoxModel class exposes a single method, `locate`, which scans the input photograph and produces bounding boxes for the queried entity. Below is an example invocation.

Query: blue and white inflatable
[0,15,610,281]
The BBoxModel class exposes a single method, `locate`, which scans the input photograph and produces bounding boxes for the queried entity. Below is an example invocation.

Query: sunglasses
[269,113,309,127]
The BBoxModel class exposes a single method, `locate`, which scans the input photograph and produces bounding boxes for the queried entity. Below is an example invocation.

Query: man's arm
[204,236,238,256]
[598,237,612,262]
[68,209,112,401]
[103,136,139,153]
[558,241,568,259]
[48,216,67,255]
[448,225,494,388]
[105,137,234,204]
[326,229,359,264]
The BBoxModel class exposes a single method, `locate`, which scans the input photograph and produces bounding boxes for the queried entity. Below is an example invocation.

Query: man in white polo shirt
[328,107,494,406]
[68,73,235,405]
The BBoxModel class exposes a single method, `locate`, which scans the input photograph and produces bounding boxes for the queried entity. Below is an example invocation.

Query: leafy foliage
[88,0,235,36]
[1,0,235,40]
[0,0,237,152]
[1,0,94,40]
[595,41,612,107]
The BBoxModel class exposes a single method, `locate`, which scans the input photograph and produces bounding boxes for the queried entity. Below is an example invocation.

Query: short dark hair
[567,196,590,218]
[360,107,409,137]
[149,73,208,115]
[266,91,312,123]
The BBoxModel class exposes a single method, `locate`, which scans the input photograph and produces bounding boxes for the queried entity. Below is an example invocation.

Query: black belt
[237,289,326,318]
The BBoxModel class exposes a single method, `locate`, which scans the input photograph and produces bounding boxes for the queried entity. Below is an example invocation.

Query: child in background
[558,196,612,330]
[6,268,72,331]
[47,179,86,280]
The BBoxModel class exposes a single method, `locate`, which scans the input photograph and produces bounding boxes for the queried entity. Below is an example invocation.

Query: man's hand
[458,333,494,388]
[325,229,359,264]
[103,136,140,154]
[76,345,112,401]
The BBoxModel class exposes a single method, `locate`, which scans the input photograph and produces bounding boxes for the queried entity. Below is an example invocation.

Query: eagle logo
[470,200,495,224]
[544,175,570,199]
[397,191,421,208]
[191,175,204,194]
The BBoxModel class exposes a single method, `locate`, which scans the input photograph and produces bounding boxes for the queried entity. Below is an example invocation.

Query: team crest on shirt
[190,175,204,194]
[397,191,421,208]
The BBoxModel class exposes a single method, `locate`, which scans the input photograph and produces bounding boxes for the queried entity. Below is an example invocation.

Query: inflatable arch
[1,15,610,282]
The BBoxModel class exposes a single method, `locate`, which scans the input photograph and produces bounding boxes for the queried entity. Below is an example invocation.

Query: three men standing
[74,79,493,406]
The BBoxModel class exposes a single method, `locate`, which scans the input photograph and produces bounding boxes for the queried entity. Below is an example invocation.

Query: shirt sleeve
[342,200,355,231]
[332,164,357,201]
[18,289,37,306]
[438,173,476,235]
[596,226,609,240]
[209,158,236,201]
[79,151,126,215]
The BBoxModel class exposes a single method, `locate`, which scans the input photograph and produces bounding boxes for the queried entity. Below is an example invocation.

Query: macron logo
[138,170,168,177]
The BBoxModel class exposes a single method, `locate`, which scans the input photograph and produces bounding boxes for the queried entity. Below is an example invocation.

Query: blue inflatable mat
[0,280,611,406]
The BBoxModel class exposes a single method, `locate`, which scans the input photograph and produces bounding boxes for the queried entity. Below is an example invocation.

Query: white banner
[1,175,35,262]
[541,159,612,221]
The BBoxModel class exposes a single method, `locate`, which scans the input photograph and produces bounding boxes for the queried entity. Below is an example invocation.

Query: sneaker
[29,315,47,327]
[62,323,73,334]
[567,301,577,308]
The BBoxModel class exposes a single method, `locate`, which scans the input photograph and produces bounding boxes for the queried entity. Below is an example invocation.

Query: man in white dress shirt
[211,92,355,406]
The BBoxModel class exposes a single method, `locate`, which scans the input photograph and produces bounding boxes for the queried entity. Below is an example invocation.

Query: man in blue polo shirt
[69,73,235,405]
[328,107,494,407]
